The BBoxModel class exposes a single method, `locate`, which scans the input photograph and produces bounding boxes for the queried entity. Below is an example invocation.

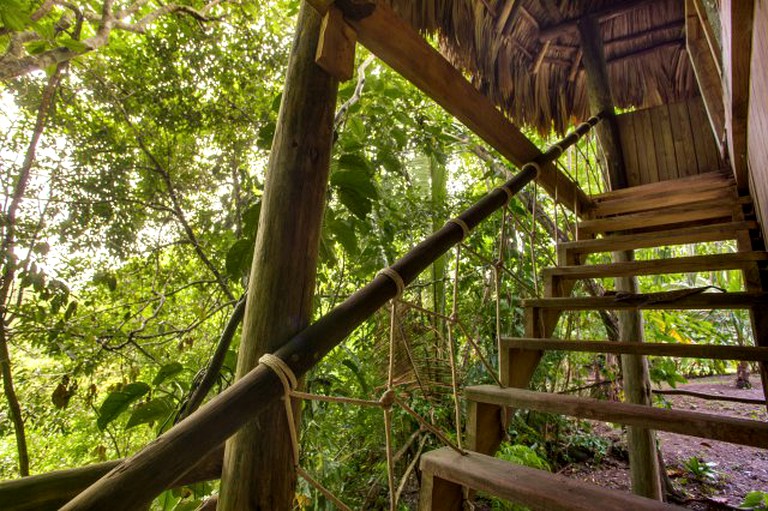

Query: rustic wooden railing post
[216,4,340,510]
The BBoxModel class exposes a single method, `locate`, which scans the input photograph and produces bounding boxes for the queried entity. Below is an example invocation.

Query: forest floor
[560,374,768,510]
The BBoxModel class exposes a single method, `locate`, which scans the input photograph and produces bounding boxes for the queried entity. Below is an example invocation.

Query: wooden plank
[305,0,592,213]
[592,186,737,217]
[418,470,462,511]
[590,169,731,202]
[636,108,660,184]
[464,386,768,448]
[650,104,674,182]
[522,291,768,311]
[501,338,768,361]
[559,221,757,260]
[578,199,738,235]
[669,101,700,176]
[420,448,684,511]
[685,0,726,156]
[721,0,754,191]
[543,252,767,281]
[618,113,641,187]
[688,98,719,173]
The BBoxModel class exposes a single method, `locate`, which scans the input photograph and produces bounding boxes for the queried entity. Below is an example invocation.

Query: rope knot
[377,267,405,299]
[379,389,396,410]
[447,217,471,240]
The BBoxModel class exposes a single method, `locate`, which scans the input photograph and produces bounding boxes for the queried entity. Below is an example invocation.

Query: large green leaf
[153,362,184,386]
[126,397,174,429]
[331,165,378,219]
[225,239,254,279]
[97,382,150,430]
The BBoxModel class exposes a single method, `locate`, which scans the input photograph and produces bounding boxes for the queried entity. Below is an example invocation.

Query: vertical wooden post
[577,14,662,500]
[217,4,340,510]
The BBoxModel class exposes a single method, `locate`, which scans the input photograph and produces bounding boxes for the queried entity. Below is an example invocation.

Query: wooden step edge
[578,205,740,236]
[463,386,768,449]
[592,187,739,218]
[559,221,759,256]
[542,252,768,280]
[499,338,768,361]
[521,291,768,310]
[590,170,733,202]
[419,447,684,511]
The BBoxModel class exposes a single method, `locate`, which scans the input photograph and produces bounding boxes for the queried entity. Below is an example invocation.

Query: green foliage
[683,456,719,483]
[741,491,768,510]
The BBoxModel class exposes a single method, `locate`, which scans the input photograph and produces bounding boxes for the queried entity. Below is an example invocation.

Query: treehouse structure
[3,0,768,510]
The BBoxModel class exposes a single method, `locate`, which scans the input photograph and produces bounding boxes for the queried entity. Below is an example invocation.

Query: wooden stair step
[558,221,758,261]
[591,186,738,218]
[501,337,768,361]
[419,447,684,511]
[590,170,733,203]
[464,386,768,449]
[522,291,768,311]
[578,198,749,237]
[543,252,768,282]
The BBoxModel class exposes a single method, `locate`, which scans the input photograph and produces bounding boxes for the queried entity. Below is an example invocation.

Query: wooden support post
[217,4,339,510]
[418,471,463,511]
[466,400,505,455]
[721,0,754,192]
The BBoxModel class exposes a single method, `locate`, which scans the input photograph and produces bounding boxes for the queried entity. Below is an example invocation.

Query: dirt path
[561,374,768,510]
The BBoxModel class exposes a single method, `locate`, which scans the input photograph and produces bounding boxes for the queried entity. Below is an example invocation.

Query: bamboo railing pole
[59,117,601,511]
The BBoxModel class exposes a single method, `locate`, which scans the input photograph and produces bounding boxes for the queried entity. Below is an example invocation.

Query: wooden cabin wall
[616,98,724,187]
[747,0,768,242]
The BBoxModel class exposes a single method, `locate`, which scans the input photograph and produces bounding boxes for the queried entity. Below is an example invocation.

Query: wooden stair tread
[500,337,768,361]
[591,186,738,218]
[543,252,768,280]
[558,221,758,259]
[522,291,768,310]
[464,386,768,448]
[420,447,684,511]
[590,170,733,203]
[578,198,748,236]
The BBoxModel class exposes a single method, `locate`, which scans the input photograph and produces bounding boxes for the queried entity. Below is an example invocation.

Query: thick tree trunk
[615,251,663,500]
[217,4,339,510]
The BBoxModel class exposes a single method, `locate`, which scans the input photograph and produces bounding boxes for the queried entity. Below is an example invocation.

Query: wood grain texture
[500,338,768,361]
[420,447,685,511]
[523,291,768,311]
[748,0,768,244]
[464,386,768,448]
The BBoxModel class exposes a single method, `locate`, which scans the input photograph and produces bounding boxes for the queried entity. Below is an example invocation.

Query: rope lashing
[549,143,565,157]
[259,353,300,464]
[378,267,405,299]
[497,185,515,205]
[522,161,542,178]
[447,217,471,240]
[577,121,592,132]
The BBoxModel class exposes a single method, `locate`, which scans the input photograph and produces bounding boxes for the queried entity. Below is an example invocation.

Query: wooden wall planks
[616,98,725,186]
[747,0,768,243]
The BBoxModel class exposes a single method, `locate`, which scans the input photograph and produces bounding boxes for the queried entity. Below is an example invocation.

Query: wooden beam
[420,448,684,511]
[539,0,668,41]
[590,169,732,202]
[592,186,737,217]
[315,5,357,81]
[465,386,768,448]
[721,0,754,191]
[557,221,757,260]
[523,291,768,311]
[578,15,627,189]
[306,0,592,214]
[685,0,726,155]
[501,338,768,361]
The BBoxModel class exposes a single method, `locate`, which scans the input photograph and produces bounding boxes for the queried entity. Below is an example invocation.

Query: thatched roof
[383,0,699,134]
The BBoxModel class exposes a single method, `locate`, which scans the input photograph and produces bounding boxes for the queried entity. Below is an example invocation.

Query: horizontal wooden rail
[501,338,768,361]
[523,291,768,311]
[557,221,758,262]
[420,447,684,511]
[58,105,603,511]
[465,385,768,448]
[543,252,768,281]
[0,447,223,511]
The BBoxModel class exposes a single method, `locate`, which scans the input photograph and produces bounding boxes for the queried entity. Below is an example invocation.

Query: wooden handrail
[58,121,603,511]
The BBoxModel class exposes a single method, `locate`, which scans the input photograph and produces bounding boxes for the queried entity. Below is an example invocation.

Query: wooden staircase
[419,171,768,510]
